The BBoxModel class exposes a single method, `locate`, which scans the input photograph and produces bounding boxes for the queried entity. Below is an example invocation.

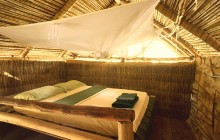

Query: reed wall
[0,60,195,119]
[188,56,220,140]
[66,61,195,120]
[0,60,66,96]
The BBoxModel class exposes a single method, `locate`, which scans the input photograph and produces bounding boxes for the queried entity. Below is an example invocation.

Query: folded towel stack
[112,93,139,108]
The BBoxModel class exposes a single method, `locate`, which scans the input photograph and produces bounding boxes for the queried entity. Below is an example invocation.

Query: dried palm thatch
[154,0,220,57]
[0,0,219,60]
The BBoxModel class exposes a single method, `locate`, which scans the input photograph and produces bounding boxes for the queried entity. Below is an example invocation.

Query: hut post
[118,121,134,140]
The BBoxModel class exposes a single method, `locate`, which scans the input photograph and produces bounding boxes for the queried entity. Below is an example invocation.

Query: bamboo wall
[66,61,195,120]
[188,56,220,140]
[0,60,195,119]
[0,60,66,97]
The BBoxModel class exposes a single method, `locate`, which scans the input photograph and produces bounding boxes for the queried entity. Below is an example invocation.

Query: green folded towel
[112,93,139,108]
[117,93,137,101]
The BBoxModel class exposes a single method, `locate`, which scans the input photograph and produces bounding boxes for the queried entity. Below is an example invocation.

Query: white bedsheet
[14,86,149,136]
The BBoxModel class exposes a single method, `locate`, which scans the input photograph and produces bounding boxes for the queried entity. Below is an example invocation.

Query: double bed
[0,80,155,140]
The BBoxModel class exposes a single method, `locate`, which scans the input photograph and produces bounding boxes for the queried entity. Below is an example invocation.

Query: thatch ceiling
[0,0,219,61]
[154,0,220,57]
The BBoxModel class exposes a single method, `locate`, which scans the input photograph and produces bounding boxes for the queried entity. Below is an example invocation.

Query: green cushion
[54,80,86,92]
[14,86,65,100]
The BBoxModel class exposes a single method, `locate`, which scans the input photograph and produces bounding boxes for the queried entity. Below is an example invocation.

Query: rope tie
[158,0,188,51]
[194,0,198,11]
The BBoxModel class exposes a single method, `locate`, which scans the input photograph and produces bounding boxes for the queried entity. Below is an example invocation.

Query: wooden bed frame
[0,97,135,140]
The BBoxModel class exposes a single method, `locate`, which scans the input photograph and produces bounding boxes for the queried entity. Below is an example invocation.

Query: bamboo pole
[53,0,78,19]
[155,2,220,52]
[118,121,134,140]
[0,112,112,140]
[19,46,32,57]
[0,97,136,139]
[153,20,196,56]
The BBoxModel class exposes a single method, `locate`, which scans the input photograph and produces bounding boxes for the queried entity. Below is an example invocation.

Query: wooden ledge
[0,111,113,140]
[0,97,135,122]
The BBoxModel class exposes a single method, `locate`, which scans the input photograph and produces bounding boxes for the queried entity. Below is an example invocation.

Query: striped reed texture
[188,56,220,140]
[216,91,220,139]
[0,60,66,97]
[66,61,195,120]
[154,0,220,55]
[0,60,195,120]
[189,82,214,140]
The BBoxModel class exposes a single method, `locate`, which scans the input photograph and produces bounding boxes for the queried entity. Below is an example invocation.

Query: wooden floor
[0,116,195,140]
[149,116,195,140]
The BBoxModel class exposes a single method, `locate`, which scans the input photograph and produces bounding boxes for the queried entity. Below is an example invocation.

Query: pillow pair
[14,80,86,100]
[14,86,65,101]
[54,80,86,92]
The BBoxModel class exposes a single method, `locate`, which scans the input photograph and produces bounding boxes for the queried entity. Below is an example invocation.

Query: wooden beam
[118,122,134,140]
[19,46,32,57]
[155,2,220,52]
[160,34,190,56]
[53,0,77,19]
[65,56,192,63]
[0,42,24,47]
[59,50,67,58]
[0,97,135,122]
[0,57,24,60]
[0,112,112,140]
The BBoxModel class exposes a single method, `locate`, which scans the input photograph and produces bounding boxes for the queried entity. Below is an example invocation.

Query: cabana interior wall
[0,60,66,97]
[66,61,195,120]
[0,60,195,119]
[188,56,220,140]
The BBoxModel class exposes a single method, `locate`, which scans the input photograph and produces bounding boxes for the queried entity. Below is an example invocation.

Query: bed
[0,80,155,140]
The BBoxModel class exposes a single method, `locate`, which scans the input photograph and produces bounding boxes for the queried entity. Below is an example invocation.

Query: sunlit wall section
[112,38,183,58]
[142,39,181,58]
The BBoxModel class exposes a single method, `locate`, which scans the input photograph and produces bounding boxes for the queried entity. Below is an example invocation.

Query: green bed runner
[54,86,106,105]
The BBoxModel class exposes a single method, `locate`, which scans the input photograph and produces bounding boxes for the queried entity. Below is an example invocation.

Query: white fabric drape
[0,0,158,58]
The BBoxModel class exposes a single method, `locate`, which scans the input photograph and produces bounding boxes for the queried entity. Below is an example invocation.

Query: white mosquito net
[0,0,169,58]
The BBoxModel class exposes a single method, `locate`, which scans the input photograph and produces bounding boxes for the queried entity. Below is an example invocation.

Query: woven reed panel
[0,60,66,96]
[215,91,220,140]
[188,56,220,140]
[66,61,195,120]
[0,60,196,120]
[189,82,214,140]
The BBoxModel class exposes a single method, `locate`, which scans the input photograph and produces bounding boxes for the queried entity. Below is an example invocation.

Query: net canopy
[0,0,180,58]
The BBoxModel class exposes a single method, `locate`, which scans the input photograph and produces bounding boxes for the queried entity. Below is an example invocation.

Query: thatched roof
[154,0,220,57]
[0,0,219,61]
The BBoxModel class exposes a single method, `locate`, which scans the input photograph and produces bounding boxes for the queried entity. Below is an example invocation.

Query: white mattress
[14,86,149,137]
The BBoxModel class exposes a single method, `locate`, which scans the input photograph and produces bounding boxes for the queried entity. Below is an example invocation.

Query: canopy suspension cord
[194,0,198,11]
[159,0,188,45]
[175,0,188,26]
